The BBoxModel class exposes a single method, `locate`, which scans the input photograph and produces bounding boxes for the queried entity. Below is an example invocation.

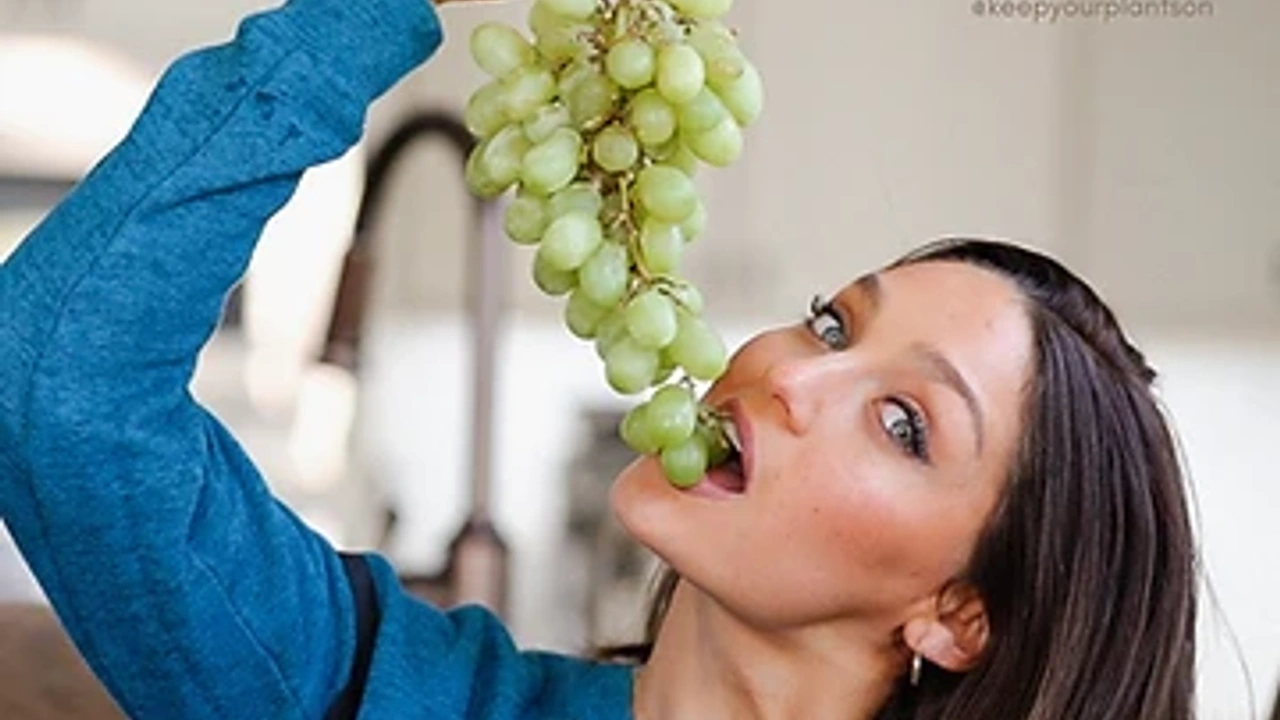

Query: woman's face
[610,260,1035,630]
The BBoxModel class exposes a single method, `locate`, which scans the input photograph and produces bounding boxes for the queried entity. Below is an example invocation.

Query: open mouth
[696,401,751,496]
[705,451,746,494]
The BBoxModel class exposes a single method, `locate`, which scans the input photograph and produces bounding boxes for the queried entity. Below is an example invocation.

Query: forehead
[860,257,1027,332]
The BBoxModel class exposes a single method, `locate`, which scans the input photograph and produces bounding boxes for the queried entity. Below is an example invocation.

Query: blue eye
[806,295,848,350]
[880,399,930,462]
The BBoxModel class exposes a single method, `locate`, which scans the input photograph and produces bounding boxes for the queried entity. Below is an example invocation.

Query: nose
[763,351,847,435]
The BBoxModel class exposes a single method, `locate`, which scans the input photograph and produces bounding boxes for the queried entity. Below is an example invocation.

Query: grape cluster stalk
[463,0,763,488]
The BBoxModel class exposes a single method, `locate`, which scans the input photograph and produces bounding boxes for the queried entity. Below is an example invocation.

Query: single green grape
[685,116,743,167]
[557,60,595,101]
[625,289,679,350]
[668,310,729,380]
[714,61,764,126]
[470,22,537,79]
[503,66,557,122]
[534,19,591,64]
[688,22,746,88]
[578,242,630,307]
[629,89,678,146]
[568,71,620,130]
[504,192,549,245]
[564,289,611,340]
[521,127,582,196]
[533,252,578,296]
[606,38,657,90]
[635,165,697,223]
[656,44,706,106]
[523,103,572,144]
[621,402,662,455]
[677,88,729,135]
[465,81,510,139]
[640,219,684,274]
[538,211,603,271]
[536,22,592,64]
[592,124,640,173]
[465,140,505,199]
[661,435,710,488]
[647,384,699,448]
[605,338,661,395]
[478,124,531,194]
[548,182,603,219]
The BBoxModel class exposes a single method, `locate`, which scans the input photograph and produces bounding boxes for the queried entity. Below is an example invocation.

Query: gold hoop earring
[910,653,923,686]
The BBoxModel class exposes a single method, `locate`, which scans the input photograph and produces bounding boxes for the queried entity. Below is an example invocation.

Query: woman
[608,237,1198,719]
[0,0,1196,718]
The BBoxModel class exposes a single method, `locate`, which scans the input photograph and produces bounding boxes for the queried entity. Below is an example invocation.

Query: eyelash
[884,400,931,462]
[806,295,849,350]
[803,295,932,463]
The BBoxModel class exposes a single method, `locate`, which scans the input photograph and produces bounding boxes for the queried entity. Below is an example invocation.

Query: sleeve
[0,1,443,717]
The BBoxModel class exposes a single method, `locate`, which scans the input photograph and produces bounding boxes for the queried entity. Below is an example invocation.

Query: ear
[902,583,990,673]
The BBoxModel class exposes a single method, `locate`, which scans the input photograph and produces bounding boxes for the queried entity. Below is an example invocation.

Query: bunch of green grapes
[463,0,763,488]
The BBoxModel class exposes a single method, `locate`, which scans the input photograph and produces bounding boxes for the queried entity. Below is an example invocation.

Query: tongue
[705,461,745,493]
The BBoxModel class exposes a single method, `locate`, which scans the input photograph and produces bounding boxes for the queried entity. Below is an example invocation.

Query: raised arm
[0,1,441,717]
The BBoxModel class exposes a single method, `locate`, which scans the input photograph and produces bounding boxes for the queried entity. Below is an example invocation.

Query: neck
[632,581,904,720]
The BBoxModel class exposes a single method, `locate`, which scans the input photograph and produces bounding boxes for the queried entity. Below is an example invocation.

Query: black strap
[325,553,382,720]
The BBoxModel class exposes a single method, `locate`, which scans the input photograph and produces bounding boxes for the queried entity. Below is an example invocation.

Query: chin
[611,454,697,561]
[609,453,731,590]
[610,459,785,628]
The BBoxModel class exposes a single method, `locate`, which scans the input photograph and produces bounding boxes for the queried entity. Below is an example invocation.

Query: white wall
[1067,1,1280,331]
[1149,335,1280,719]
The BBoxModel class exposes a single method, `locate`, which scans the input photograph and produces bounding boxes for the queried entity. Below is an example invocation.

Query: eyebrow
[853,273,882,313]
[910,343,986,456]
[848,274,986,457]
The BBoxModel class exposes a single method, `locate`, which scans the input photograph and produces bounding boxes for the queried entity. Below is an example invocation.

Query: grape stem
[697,405,731,446]
[648,277,700,316]
[614,175,657,286]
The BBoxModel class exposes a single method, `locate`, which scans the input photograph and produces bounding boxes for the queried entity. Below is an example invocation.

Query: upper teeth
[723,420,743,452]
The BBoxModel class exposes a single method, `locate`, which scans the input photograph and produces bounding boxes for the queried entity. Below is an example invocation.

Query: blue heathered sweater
[0,0,635,717]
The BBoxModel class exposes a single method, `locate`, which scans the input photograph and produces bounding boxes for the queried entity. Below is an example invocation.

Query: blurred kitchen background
[1,0,1278,717]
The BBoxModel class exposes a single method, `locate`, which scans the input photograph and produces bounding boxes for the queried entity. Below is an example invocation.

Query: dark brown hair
[599,238,1198,720]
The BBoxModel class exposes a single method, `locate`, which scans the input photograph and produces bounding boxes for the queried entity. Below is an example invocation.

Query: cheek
[802,462,915,565]
[788,456,980,597]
